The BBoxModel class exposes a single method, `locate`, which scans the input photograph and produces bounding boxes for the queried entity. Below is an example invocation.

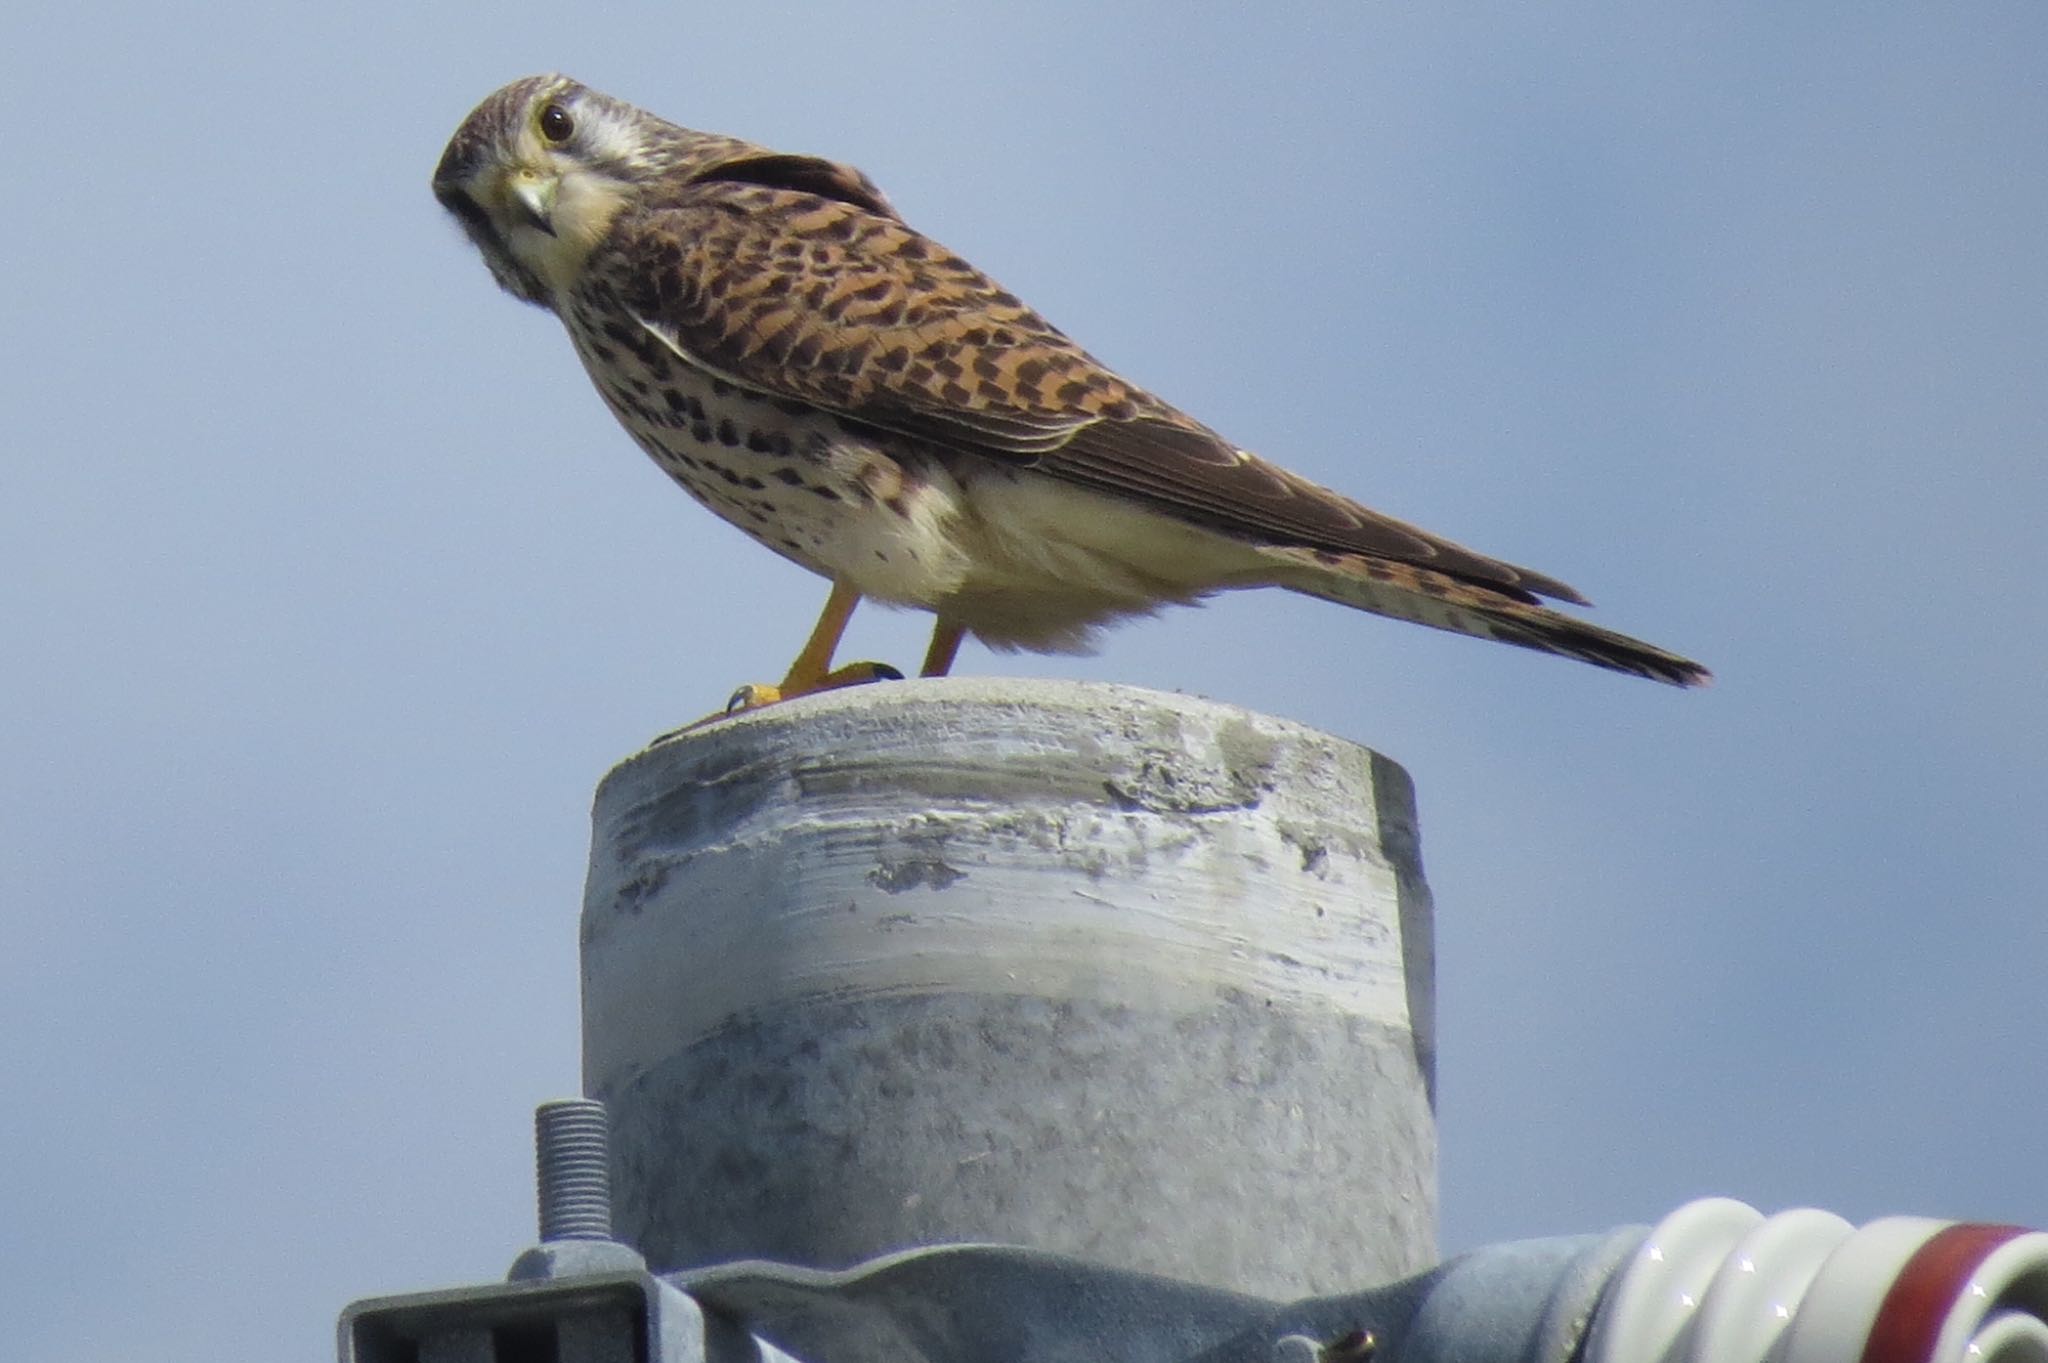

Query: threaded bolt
[535,1098,613,1242]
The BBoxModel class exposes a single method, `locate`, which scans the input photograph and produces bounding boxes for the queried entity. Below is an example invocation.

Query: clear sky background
[5,4,2045,1359]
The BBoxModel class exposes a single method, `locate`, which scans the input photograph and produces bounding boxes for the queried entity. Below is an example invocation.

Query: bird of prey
[433,76,1709,708]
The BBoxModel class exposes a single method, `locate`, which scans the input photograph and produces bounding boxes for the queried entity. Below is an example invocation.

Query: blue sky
[4,4,2045,1358]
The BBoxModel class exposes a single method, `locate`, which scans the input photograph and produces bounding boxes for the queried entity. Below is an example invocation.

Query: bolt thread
[535,1099,613,1242]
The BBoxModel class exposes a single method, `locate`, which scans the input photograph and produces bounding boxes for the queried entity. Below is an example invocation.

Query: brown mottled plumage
[433,75,1709,702]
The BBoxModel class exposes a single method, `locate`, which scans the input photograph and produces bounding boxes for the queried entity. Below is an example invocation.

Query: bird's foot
[726,659,905,714]
[657,662,904,741]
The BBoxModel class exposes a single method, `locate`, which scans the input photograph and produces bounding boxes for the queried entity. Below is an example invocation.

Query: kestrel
[433,76,1709,707]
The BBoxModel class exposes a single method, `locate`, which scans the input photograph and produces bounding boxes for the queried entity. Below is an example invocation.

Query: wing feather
[606,182,1587,605]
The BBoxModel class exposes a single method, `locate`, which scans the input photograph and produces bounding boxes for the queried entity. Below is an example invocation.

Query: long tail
[1263,545,1711,688]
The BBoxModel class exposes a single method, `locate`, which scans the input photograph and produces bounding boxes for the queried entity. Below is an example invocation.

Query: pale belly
[565,317,1272,652]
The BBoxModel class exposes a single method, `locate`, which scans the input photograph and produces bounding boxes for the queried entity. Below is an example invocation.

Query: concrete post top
[601,675,1414,827]
[581,676,1439,1288]
[586,676,1429,1046]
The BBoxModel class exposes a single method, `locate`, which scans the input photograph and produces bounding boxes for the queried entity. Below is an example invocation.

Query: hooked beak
[508,172,559,237]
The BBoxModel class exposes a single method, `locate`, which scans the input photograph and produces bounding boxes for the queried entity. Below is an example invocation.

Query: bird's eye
[538,102,574,144]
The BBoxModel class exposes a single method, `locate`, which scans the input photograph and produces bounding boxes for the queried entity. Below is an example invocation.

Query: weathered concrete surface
[582,678,1435,1297]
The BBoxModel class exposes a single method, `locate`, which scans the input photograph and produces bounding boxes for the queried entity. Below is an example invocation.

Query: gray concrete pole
[580,677,1436,1298]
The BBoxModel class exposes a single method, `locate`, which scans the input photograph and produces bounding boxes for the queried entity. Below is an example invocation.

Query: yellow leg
[779,580,863,694]
[921,619,966,678]
[716,581,902,718]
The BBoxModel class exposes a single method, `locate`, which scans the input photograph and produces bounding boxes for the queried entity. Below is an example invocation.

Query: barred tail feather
[1265,546,1711,688]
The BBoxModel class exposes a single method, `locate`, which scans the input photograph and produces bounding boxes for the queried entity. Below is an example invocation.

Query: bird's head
[436,76,903,310]
[432,75,747,306]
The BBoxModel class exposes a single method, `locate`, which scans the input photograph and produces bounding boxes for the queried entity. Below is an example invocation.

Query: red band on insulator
[1860,1223,2030,1363]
